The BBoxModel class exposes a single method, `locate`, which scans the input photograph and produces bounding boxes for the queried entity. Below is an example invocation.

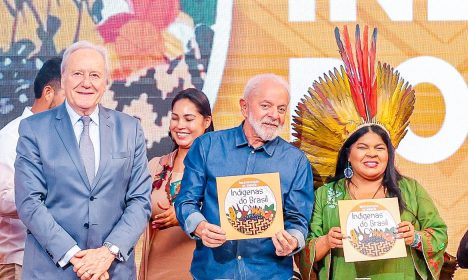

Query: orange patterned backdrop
[0,0,466,278]
[215,1,467,278]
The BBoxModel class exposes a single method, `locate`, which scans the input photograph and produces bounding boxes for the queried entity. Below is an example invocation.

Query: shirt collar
[235,122,279,157]
[65,101,100,126]
[23,107,33,117]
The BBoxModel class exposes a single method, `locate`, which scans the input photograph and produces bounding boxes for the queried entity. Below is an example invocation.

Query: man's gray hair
[243,73,290,100]
[61,40,111,79]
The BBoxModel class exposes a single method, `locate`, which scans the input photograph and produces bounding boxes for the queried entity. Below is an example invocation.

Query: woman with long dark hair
[298,124,447,279]
[139,88,213,280]
[294,26,448,279]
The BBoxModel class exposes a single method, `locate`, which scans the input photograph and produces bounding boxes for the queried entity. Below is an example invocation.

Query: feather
[293,25,414,189]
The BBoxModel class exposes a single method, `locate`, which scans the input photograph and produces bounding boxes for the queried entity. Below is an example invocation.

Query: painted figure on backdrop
[14,41,151,280]
[139,88,213,280]
[175,74,314,280]
[0,1,224,162]
[294,25,447,280]
[0,57,64,280]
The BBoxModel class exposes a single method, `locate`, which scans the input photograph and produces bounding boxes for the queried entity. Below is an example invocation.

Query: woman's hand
[325,227,344,249]
[152,202,179,230]
[314,227,344,262]
[398,221,415,246]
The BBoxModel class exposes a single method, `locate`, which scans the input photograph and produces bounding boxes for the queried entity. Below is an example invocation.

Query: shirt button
[84,223,89,229]
[237,255,242,260]
[251,150,254,154]
[90,196,95,201]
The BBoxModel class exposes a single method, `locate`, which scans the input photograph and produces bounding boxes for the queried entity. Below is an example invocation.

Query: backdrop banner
[0,1,466,278]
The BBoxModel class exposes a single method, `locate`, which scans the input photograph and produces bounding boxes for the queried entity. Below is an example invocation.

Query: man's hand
[72,247,113,280]
[194,221,226,248]
[272,230,298,256]
[152,202,179,230]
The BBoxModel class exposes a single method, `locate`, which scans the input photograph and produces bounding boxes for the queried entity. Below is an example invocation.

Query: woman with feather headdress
[295,25,448,280]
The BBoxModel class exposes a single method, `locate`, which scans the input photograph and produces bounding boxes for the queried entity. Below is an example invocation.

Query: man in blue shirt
[175,73,314,279]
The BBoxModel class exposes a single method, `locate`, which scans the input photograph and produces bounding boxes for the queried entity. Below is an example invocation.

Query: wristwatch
[103,242,120,257]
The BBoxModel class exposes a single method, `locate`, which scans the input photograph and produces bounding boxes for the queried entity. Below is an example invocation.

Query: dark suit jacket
[14,103,152,279]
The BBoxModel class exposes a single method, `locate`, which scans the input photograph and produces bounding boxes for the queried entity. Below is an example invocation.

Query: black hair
[33,57,62,99]
[330,124,406,211]
[170,88,214,150]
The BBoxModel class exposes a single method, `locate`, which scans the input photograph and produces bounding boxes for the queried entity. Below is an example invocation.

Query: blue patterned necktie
[79,116,95,184]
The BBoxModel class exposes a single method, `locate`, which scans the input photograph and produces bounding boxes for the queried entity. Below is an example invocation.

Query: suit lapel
[91,105,112,190]
[54,103,91,189]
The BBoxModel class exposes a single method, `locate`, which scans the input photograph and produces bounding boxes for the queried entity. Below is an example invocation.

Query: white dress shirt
[65,101,100,174]
[0,107,33,265]
[58,102,101,267]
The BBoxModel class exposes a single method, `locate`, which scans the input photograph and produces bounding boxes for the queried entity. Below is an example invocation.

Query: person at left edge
[14,41,152,280]
[0,57,64,280]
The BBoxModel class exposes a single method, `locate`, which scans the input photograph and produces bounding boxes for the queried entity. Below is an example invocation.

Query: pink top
[139,151,195,280]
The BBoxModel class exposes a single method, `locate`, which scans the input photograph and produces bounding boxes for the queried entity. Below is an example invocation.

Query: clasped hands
[324,221,417,250]
[151,202,179,230]
[194,221,298,256]
[70,246,115,280]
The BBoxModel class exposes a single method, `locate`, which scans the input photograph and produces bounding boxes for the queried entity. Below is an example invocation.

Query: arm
[0,163,18,218]
[14,119,78,264]
[104,121,152,261]
[282,155,314,253]
[174,137,226,246]
[0,132,21,218]
[411,180,448,279]
[174,137,208,237]
[297,185,340,280]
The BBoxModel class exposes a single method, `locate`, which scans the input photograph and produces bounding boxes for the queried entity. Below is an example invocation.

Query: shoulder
[148,156,165,177]
[315,180,346,208]
[317,180,345,195]
[0,116,22,139]
[276,138,308,157]
[23,106,57,124]
[398,176,435,203]
[16,107,57,134]
[202,127,236,140]
[193,127,237,146]
[103,107,139,125]
[148,151,174,169]
[398,176,422,192]
[148,156,162,171]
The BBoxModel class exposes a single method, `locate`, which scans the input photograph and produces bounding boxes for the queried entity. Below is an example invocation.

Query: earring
[344,161,353,179]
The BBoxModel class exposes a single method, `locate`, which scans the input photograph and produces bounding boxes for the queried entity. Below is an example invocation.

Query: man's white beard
[247,112,283,141]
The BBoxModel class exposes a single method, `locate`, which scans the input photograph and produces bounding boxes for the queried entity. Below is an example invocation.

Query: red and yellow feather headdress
[292,25,415,188]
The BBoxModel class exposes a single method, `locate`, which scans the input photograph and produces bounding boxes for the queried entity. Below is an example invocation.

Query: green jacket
[298,177,447,280]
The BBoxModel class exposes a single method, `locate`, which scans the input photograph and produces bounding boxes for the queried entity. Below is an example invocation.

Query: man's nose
[81,74,92,87]
[268,108,280,120]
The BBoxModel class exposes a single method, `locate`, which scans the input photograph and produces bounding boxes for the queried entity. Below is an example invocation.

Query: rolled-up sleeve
[174,137,208,237]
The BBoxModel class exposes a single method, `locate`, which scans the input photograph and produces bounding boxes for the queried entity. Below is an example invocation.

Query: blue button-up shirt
[175,124,314,280]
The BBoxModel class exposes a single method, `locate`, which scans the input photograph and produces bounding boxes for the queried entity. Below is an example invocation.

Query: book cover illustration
[216,173,284,240]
